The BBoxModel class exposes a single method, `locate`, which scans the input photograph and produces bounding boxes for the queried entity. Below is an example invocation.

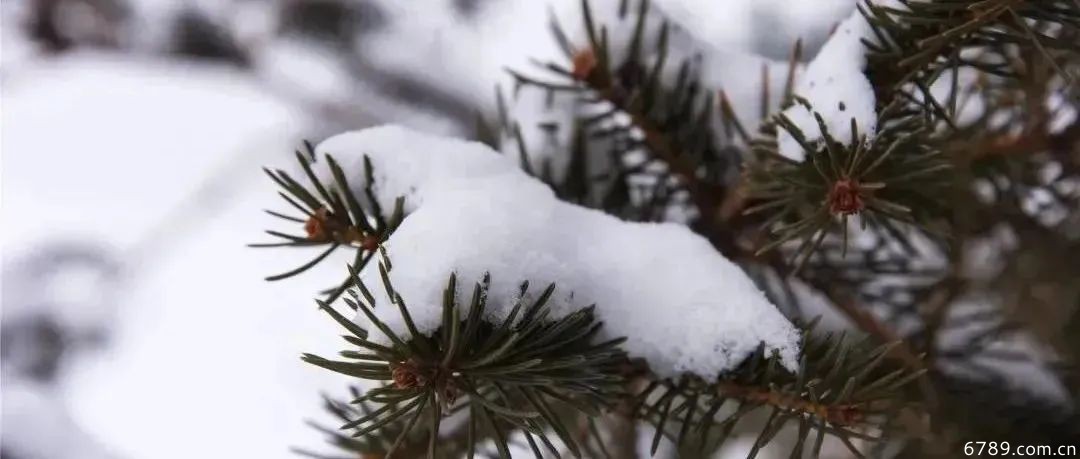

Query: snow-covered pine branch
[316,125,800,379]
[283,125,926,458]
[246,0,1080,456]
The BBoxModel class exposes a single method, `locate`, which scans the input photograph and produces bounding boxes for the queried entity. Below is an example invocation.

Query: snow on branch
[317,125,800,379]
[777,8,879,162]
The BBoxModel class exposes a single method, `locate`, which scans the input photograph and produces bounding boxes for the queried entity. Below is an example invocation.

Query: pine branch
[508,0,937,379]
[736,0,1078,349]
[747,97,952,269]
[568,47,725,219]
[861,0,1080,113]
[967,122,1080,159]
[295,218,925,457]
[299,387,499,459]
[251,143,405,302]
[634,323,925,457]
[290,0,1080,456]
[508,0,733,224]
[303,254,628,458]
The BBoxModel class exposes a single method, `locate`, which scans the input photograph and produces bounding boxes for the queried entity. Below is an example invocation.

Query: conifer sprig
[746,98,953,268]
[303,256,628,458]
[252,143,405,302]
[506,0,734,223]
[263,0,1080,455]
[303,258,926,457]
[294,390,428,459]
[861,0,1080,117]
[635,321,925,458]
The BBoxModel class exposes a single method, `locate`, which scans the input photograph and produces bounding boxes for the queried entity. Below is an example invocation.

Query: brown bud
[304,208,330,240]
[571,48,598,81]
[828,179,864,216]
[361,234,380,252]
[390,360,422,389]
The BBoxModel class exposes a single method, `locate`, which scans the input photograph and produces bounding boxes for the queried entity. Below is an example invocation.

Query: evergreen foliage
[252,144,405,302]
[301,261,627,458]
[253,0,1080,456]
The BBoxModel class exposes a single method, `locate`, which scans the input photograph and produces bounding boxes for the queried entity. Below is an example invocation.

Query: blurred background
[1,0,864,457]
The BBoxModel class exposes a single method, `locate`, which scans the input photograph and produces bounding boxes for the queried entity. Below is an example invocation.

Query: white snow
[776,8,878,162]
[1047,90,1078,135]
[3,53,348,458]
[362,0,573,113]
[317,125,519,214]
[345,0,864,174]
[1,0,37,73]
[0,377,118,459]
[696,47,800,137]
[2,53,300,252]
[653,0,858,60]
[65,183,356,458]
[357,0,858,119]
[254,38,355,104]
[354,0,797,169]
[317,125,800,378]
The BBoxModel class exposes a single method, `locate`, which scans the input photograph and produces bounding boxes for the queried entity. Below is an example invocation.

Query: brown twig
[713,380,868,426]
[966,121,1080,160]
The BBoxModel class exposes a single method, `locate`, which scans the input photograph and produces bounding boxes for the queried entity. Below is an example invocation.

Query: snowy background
[1,0,862,457]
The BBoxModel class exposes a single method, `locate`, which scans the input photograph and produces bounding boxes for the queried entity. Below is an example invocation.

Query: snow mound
[777,8,877,162]
[317,125,800,379]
